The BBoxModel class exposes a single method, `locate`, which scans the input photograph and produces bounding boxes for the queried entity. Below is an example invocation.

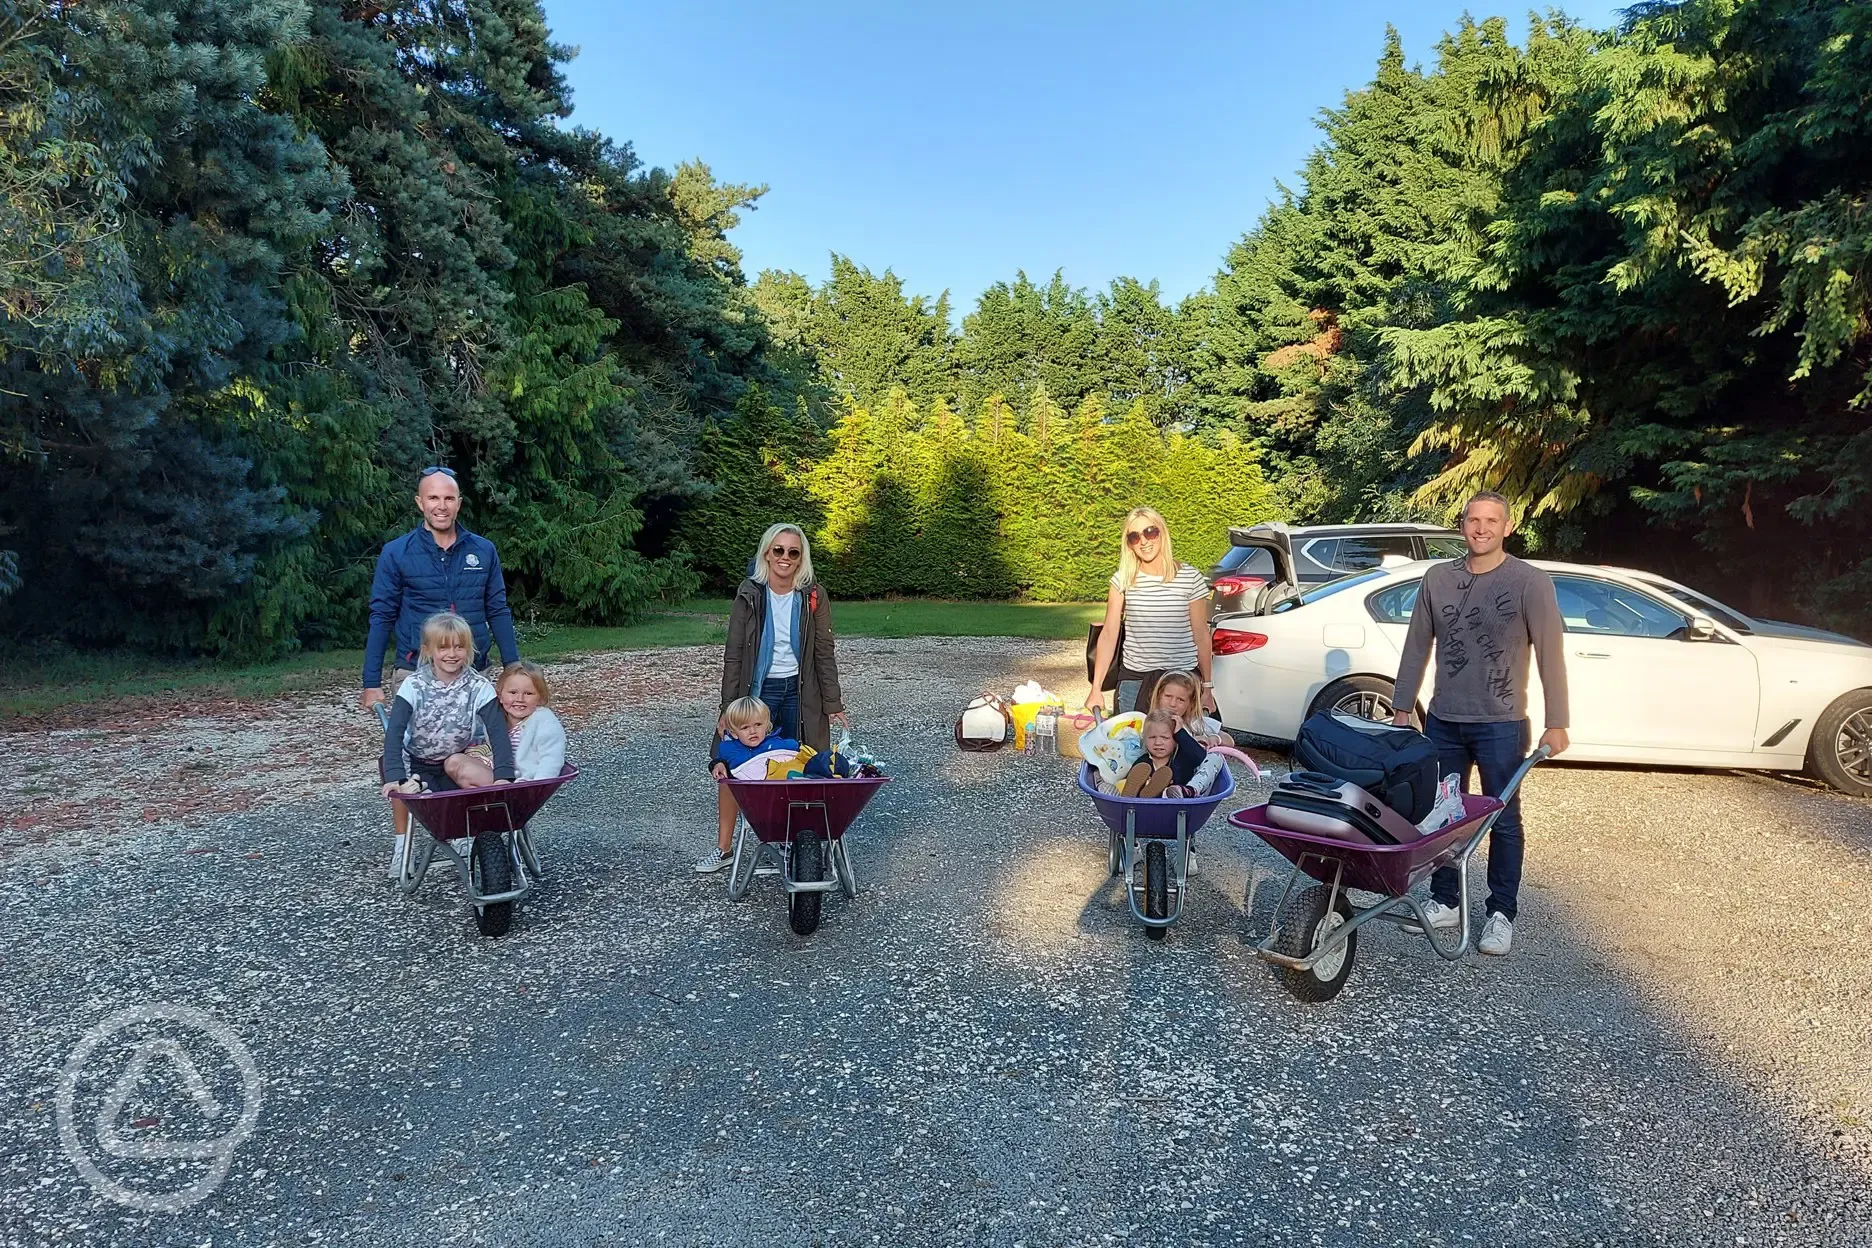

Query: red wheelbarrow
[721,776,889,936]
[388,768,577,938]
[1229,746,1548,1000]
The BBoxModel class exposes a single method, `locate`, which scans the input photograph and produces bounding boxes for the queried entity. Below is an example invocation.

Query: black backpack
[1291,712,1441,823]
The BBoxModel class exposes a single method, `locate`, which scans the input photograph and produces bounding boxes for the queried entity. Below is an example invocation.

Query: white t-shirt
[768,588,800,679]
[1114,564,1209,671]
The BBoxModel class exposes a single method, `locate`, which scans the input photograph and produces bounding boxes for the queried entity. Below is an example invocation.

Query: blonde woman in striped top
[1084,507,1218,716]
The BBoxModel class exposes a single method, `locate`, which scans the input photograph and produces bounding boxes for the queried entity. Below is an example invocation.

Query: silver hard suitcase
[1265,771,1424,845]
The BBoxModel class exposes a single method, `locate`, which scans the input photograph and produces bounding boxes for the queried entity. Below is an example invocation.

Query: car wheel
[1308,676,1397,724]
[1807,689,1872,798]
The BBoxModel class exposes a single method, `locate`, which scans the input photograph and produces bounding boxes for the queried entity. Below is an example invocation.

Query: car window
[1422,536,1467,560]
[1215,545,1276,578]
[1331,536,1415,571]
[1273,569,1389,612]
[1642,581,1753,635]
[1367,580,1420,625]
[1552,576,1689,639]
[1329,535,1416,572]
[1295,538,1339,579]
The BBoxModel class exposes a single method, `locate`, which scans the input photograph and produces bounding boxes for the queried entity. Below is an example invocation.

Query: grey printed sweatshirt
[1392,555,1570,729]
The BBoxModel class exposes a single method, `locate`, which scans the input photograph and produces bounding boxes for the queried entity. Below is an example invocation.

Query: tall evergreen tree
[1,0,346,649]
[1094,277,1190,424]
[789,256,957,412]
[958,270,1101,415]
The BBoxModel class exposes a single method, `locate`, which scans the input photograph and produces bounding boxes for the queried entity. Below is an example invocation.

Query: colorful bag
[1079,711,1145,785]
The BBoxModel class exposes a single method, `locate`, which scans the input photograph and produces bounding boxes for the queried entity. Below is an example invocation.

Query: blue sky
[543,1,1626,312]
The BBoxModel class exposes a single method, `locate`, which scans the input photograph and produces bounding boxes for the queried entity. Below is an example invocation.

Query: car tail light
[1213,628,1268,655]
[1213,575,1265,598]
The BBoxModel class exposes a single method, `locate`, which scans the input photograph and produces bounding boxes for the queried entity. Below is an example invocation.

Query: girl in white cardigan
[497,660,567,780]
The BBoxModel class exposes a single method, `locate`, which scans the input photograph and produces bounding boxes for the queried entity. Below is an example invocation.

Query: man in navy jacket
[359,467,521,711]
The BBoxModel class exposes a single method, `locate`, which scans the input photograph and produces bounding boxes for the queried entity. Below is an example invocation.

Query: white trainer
[1405,900,1461,933]
[694,849,734,874]
[1479,912,1514,956]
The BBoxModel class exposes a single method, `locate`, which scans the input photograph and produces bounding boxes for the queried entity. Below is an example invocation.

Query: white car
[1209,559,1872,796]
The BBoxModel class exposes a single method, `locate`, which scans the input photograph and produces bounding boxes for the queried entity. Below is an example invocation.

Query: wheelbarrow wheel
[1107,828,1123,877]
[470,832,515,938]
[1143,841,1168,941]
[788,829,824,936]
[1271,884,1355,1002]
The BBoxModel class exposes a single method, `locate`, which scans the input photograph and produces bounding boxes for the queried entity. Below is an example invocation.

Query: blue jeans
[759,675,800,741]
[1426,714,1531,921]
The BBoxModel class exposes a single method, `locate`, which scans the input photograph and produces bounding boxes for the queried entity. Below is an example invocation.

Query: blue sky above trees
[546,0,1625,308]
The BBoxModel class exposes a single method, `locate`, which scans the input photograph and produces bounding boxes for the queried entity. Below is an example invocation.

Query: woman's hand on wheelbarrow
[381,779,421,799]
[710,762,728,780]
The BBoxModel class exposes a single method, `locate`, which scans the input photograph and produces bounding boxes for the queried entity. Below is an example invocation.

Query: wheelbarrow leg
[726,817,760,901]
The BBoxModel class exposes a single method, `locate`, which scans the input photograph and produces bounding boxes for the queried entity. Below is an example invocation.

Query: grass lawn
[1,599,1100,719]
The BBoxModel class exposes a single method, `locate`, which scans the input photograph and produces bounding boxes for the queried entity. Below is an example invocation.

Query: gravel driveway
[3,638,1869,1246]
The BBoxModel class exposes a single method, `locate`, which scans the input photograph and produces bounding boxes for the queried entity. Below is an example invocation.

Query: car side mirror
[1687,614,1717,641]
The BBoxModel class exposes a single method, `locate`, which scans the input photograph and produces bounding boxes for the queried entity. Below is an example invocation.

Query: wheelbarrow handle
[1499,743,1553,805]
[374,703,390,731]
[1455,744,1551,864]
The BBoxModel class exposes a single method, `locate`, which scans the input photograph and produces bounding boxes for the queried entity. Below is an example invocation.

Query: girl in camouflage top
[380,612,516,797]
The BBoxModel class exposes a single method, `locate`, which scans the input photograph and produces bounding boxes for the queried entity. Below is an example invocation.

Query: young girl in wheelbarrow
[380,612,518,800]
[1150,671,1229,749]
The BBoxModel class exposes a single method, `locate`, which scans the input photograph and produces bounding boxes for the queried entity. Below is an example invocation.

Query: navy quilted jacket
[362,525,520,687]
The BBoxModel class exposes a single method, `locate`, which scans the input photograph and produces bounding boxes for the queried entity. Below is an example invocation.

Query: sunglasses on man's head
[419,465,456,480]
[1125,525,1162,546]
[770,545,802,559]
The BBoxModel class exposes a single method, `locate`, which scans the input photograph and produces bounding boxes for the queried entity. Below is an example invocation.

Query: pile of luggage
[954,683,1100,760]
[1266,712,1465,845]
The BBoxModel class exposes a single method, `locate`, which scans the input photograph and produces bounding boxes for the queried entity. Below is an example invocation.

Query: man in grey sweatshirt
[1391,491,1570,956]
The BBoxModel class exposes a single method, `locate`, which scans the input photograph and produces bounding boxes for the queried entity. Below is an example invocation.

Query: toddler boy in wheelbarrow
[1391,491,1570,957]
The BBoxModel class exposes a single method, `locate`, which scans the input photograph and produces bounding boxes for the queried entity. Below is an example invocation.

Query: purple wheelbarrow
[391,767,577,937]
[1078,762,1237,939]
[721,776,890,936]
[375,702,576,937]
[1229,745,1549,1001]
